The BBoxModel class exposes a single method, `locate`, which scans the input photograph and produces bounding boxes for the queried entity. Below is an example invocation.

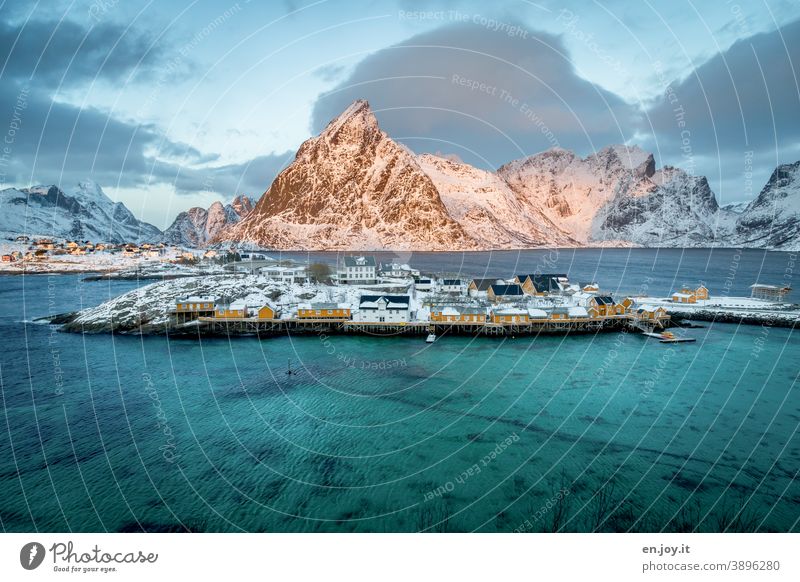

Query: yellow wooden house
[671,285,708,303]
[214,300,247,319]
[430,306,487,323]
[491,307,529,324]
[636,305,668,320]
[671,290,696,303]
[176,296,217,313]
[514,274,568,296]
[297,303,351,320]
[256,304,279,320]
[175,296,217,323]
[588,296,616,316]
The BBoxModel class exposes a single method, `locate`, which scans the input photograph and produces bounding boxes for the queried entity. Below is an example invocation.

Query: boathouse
[430,305,488,323]
[491,307,529,324]
[588,296,616,316]
[297,302,351,320]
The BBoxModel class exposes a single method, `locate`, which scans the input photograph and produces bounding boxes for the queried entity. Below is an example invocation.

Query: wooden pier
[177,314,668,338]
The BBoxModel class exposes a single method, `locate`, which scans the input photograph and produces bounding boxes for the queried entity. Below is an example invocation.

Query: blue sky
[1,0,799,227]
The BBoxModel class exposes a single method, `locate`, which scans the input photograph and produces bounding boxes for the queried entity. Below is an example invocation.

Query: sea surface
[1,249,798,532]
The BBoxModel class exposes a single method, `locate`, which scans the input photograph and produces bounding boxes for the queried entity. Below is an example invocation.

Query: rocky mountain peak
[231,194,254,215]
[315,99,381,148]
[163,195,255,247]
[219,100,474,250]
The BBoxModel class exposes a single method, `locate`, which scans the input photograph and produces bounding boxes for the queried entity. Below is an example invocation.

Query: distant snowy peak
[0,182,161,243]
[230,194,254,216]
[163,195,254,247]
[221,100,474,250]
[498,144,660,243]
[733,161,800,250]
[417,153,576,248]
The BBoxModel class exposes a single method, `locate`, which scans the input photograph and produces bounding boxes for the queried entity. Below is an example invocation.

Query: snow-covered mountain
[163,195,253,247]
[417,153,576,248]
[733,161,800,251]
[498,146,735,246]
[722,201,749,214]
[0,181,161,243]
[10,102,797,252]
[220,100,475,250]
[220,100,790,251]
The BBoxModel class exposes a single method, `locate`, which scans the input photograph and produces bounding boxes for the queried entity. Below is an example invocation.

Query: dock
[171,313,669,338]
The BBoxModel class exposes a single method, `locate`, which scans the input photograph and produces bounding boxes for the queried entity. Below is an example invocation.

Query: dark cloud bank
[314,19,800,202]
[2,13,799,210]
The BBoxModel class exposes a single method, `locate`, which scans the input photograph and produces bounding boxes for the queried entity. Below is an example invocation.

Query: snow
[0,182,161,243]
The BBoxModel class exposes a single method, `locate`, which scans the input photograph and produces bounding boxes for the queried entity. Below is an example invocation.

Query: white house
[439,278,466,294]
[414,278,434,292]
[380,262,420,279]
[352,295,411,323]
[259,265,308,283]
[339,256,377,285]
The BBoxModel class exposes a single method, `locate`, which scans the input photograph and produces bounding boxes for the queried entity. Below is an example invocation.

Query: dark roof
[489,284,524,296]
[359,295,410,309]
[470,277,503,291]
[593,296,615,305]
[530,274,568,293]
[442,279,462,285]
[344,255,376,267]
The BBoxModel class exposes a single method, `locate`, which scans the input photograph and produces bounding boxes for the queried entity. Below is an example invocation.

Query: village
[6,238,795,336]
[0,235,234,274]
[171,254,685,339]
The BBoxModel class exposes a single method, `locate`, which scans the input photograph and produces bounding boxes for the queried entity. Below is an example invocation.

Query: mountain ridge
[215,100,800,251]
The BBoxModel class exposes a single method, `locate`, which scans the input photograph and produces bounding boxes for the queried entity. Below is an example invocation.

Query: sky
[0,0,799,228]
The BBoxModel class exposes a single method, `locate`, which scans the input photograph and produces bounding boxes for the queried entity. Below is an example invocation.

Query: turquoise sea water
[1,249,798,532]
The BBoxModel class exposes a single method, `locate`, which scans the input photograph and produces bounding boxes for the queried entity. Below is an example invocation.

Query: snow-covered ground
[634,295,800,325]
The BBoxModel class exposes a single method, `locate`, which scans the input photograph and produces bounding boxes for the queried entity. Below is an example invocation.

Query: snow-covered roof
[180,296,217,302]
[568,306,589,317]
[672,292,693,298]
[494,307,527,315]
[527,308,548,318]
[344,256,376,267]
[358,294,410,309]
[750,283,790,290]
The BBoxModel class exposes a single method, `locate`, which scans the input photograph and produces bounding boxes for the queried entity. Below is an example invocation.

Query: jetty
[176,313,666,338]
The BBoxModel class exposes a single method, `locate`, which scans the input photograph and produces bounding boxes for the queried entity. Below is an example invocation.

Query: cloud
[0,18,159,87]
[641,18,800,201]
[0,81,290,197]
[0,16,288,201]
[311,21,641,169]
